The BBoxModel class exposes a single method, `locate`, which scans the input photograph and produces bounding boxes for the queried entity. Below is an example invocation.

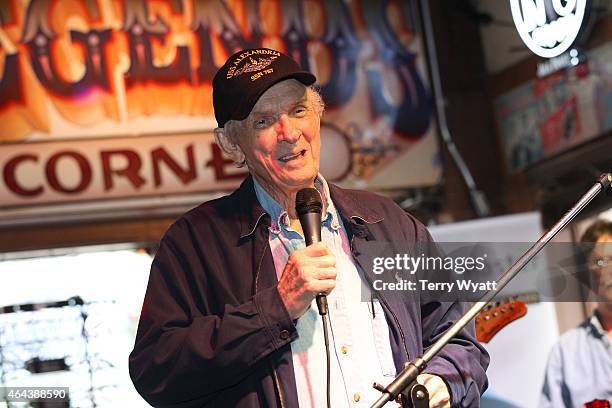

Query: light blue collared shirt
[540,311,612,407]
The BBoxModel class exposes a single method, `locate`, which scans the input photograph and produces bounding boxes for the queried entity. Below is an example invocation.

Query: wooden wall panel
[0,217,174,253]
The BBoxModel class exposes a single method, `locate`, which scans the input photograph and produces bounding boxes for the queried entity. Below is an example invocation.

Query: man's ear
[214,127,246,166]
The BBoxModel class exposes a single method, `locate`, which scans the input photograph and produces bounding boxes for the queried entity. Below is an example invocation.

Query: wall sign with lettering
[510,0,588,58]
[0,0,441,214]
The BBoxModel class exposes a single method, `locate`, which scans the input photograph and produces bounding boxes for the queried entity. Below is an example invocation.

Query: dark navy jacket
[129,176,489,407]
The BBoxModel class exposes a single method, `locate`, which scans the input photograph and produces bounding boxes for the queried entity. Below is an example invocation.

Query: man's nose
[276,115,301,143]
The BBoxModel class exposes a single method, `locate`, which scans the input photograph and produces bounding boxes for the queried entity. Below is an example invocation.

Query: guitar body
[584,400,611,408]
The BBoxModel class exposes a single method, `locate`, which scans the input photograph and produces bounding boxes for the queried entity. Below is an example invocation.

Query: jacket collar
[237,175,268,239]
[328,183,384,224]
[236,175,384,238]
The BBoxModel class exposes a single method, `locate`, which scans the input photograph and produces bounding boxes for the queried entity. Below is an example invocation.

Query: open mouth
[278,150,306,163]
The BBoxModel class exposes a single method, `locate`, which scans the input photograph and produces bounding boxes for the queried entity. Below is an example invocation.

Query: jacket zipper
[253,225,286,408]
[350,234,411,361]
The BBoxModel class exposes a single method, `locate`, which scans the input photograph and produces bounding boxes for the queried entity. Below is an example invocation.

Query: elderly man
[540,219,612,407]
[129,48,488,408]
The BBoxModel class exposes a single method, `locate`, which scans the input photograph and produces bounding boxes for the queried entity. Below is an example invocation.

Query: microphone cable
[317,299,331,408]
[318,297,331,408]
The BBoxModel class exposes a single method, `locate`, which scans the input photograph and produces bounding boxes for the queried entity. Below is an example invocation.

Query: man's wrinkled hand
[277,242,336,319]
[417,374,451,408]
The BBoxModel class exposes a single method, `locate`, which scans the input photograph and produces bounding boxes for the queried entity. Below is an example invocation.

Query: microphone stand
[369,173,612,408]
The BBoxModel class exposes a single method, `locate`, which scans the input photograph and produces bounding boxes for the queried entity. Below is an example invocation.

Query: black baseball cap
[212,48,317,128]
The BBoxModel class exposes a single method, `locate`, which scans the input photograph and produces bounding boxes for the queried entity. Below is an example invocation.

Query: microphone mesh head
[296,188,322,216]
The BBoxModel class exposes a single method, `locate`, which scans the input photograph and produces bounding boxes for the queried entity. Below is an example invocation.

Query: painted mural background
[0,0,441,208]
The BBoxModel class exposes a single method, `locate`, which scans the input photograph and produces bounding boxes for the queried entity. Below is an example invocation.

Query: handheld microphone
[295,188,327,315]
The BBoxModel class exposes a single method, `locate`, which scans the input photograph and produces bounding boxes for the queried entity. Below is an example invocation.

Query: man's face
[234,79,321,196]
[589,234,612,301]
